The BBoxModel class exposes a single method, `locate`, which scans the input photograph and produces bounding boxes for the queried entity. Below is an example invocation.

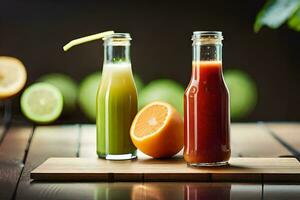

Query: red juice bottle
[184,31,230,167]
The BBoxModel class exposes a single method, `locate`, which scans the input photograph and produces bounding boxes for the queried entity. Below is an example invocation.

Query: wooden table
[0,122,300,200]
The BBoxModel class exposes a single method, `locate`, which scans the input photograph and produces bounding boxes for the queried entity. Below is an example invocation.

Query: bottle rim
[102,33,132,41]
[192,31,223,40]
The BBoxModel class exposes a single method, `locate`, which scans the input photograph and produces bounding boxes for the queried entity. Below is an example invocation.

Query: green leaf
[288,8,300,31]
[254,0,300,32]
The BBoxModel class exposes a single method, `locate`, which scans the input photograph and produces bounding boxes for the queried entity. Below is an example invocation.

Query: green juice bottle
[96,33,137,160]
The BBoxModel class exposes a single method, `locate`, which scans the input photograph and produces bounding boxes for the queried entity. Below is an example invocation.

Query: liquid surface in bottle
[184,61,230,164]
[97,62,137,155]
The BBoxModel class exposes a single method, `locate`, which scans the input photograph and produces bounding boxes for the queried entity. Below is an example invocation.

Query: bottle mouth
[103,33,131,46]
[192,31,223,45]
[102,33,132,41]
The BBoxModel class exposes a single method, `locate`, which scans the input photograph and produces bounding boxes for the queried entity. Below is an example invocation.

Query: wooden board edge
[143,173,210,182]
[29,157,300,183]
[264,174,300,183]
[30,172,109,182]
[212,173,262,182]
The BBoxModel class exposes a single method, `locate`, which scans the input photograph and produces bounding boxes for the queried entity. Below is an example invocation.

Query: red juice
[184,61,230,165]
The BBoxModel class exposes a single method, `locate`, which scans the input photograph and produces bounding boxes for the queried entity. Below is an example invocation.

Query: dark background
[1,0,300,122]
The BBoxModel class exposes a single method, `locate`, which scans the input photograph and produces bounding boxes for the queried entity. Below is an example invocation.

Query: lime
[78,72,144,121]
[224,69,258,119]
[138,79,184,117]
[38,73,78,113]
[0,56,27,99]
[78,72,101,121]
[133,74,144,93]
[21,83,63,123]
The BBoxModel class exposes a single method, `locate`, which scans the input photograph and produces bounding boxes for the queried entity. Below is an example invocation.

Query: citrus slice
[21,83,63,123]
[130,101,183,158]
[38,73,78,113]
[0,56,27,99]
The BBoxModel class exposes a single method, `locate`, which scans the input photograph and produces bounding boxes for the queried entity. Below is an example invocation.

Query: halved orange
[130,101,183,158]
[0,56,27,99]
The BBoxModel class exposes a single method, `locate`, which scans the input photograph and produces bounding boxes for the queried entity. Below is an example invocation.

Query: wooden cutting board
[31,157,300,182]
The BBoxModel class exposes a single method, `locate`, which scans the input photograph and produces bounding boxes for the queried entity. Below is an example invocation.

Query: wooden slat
[183,183,262,200]
[266,123,300,157]
[0,125,6,143]
[79,125,97,158]
[15,125,80,200]
[31,157,300,182]
[133,182,196,200]
[57,182,261,200]
[231,123,290,157]
[17,182,260,200]
[230,183,262,200]
[264,184,300,200]
[0,126,33,200]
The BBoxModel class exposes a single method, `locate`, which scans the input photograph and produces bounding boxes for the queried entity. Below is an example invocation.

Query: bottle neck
[192,43,223,80]
[192,43,222,63]
[104,44,131,64]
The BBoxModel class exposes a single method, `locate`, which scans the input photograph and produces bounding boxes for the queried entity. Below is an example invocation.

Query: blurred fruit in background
[133,74,144,93]
[0,56,27,99]
[138,79,184,117]
[224,69,258,119]
[78,72,101,121]
[18,67,256,123]
[21,82,63,123]
[78,73,144,121]
[38,73,78,113]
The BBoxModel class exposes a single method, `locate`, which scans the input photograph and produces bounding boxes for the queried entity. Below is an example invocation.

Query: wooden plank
[131,182,184,200]
[31,157,300,182]
[264,184,300,200]
[0,127,33,162]
[0,125,6,143]
[230,183,262,200]
[15,182,260,200]
[0,127,32,200]
[15,125,80,200]
[79,125,97,158]
[266,123,300,157]
[231,123,290,157]
[59,182,260,200]
[183,183,262,200]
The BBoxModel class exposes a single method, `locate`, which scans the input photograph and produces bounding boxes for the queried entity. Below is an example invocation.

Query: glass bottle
[96,33,137,160]
[184,31,231,166]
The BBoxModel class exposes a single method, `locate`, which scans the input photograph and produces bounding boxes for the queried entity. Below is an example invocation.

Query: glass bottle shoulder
[185,73,229,96]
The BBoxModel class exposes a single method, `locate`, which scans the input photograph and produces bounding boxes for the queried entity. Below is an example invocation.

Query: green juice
[62,31,137,159]
[96,62,137,158]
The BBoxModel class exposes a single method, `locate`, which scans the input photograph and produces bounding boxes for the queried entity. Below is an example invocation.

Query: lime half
[38,73,78,113]
[21,83,63,123]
